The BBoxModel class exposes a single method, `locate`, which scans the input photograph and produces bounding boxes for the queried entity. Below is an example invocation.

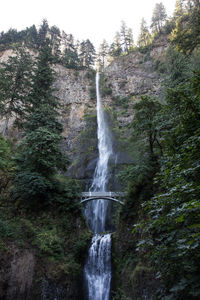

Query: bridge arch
[80,192,124,206]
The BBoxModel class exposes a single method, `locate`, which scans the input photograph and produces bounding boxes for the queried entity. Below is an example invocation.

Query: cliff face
[0,38,168,299]
[54,38,168,184]
[105,51,160,98]
[53,66,95,154]
[0,40,168,176]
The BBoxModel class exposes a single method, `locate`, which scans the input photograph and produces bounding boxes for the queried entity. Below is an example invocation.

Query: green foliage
[0,47,34,131]
[12,171,53,207]
[35,228,64,258]
[16,128,67,176]
[62,48,80,70]
[118,158,158,221]
[0,21,96,71]
[151,2,167,33]
[113,95,130,109]
[0,187,90,284]
[12,43,72,210]
[89,86,96,100]
[52,175,81,213]
[99,72,113,97]
[163,46,188,87]
[153,59,166,74]
[109,31,123,58]
[97,39,109,69]
[170,1,200,53]
[109,21,135,59]
[137,18,151,47]
[79,39,96,68]
[119,21,135,54]
[0,134,11,171]
[134,50,200,299]
[131,95,162,156]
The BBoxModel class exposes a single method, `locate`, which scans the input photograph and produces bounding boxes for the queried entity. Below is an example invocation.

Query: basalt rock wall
[0,39,168,183]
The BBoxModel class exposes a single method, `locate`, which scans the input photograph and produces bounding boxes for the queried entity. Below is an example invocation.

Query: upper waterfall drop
[84,72,113,234]
[83,72,113,300]
[90,72,113,192]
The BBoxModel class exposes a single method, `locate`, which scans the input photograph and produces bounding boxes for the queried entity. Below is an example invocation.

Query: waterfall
[84,73,112,300]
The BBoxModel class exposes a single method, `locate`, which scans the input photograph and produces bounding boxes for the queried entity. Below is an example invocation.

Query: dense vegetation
[0,19,96,70]
[115,1,200,299]
[0,0,200,299]
[0,35,89,297]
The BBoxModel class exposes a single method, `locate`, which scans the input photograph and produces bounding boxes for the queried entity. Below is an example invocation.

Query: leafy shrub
[35,228,64,258]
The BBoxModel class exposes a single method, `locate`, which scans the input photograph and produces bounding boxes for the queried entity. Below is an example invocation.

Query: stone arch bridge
[81,192,124,206]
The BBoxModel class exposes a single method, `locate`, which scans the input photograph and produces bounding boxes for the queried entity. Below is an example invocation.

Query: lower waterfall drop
[84,72,113,300]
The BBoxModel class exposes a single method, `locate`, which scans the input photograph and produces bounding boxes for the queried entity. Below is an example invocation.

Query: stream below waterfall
[83,73,113,300]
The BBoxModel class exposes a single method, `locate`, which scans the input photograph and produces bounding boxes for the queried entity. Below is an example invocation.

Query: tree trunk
[2,117,9,137]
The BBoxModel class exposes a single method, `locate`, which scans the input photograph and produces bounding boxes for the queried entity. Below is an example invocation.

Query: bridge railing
[81,192,124,198]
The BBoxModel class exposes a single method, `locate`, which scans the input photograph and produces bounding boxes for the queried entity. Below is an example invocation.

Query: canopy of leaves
[12,43,71,209]
[132,49,200,299]
[0,47,34,131]
[171,1,200,53]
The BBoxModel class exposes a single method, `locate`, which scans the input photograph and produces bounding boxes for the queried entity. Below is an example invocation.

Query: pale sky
[1,0,176,49]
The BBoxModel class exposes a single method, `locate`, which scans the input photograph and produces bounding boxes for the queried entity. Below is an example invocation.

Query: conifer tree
[79,39,96,68]
[26,25,38,48]
[97,39,109,69]
[0,47,34,135]
[13,42,69,208]
[49,25,61,60]
[62,33,80,69]
[151,2,167,33]
[137,18,151,47]
[171,0,200,53]
[37,19,49,48]
[109,31,123,57]
[120,21,134,53]
[173,0,185,18]
[132,96,162,157]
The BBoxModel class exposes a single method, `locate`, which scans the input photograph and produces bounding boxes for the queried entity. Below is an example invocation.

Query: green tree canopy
[13,43,69,208]
[137,18,151,47]
[0,47,34,135]
[132,95,162,157]
[151,2,167,33]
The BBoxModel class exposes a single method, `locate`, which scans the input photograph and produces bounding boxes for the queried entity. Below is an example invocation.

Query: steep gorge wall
[0,40,168,183]
[55,38,168,184]
[0,40,168,299]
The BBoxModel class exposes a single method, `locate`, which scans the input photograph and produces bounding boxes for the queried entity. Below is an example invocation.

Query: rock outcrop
[0,36,169,300]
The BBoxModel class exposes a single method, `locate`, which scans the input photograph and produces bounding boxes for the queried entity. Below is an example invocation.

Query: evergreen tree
[61,33,80,69]
[164,46,188,88]
[170,0,200,53]
[0,29,19,46]
[13,42,69,208]
[141,54,200,300]
[151,2,167,33]
[37,19,49,48]
[26,25,38,48]
[137,18,151,47]
[120,21,134,53]
[109,31,123,57]
[126,28,135,52]
[79,39,96,68]
[0,47,34,135]
[173,0,185,18]
[97,39,109,69]
[49,25,61,60]
[131,95,162,157]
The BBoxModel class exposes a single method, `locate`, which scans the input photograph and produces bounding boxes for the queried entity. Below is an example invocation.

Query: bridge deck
[81,192,124,198]
[81,192,125,205]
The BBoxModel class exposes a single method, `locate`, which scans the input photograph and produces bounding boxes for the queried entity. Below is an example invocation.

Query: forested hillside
[112,1,200,299]
[0,0,200,299]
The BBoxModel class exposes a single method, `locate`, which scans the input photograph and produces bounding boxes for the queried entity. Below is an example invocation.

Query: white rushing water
[84,73,112,300]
